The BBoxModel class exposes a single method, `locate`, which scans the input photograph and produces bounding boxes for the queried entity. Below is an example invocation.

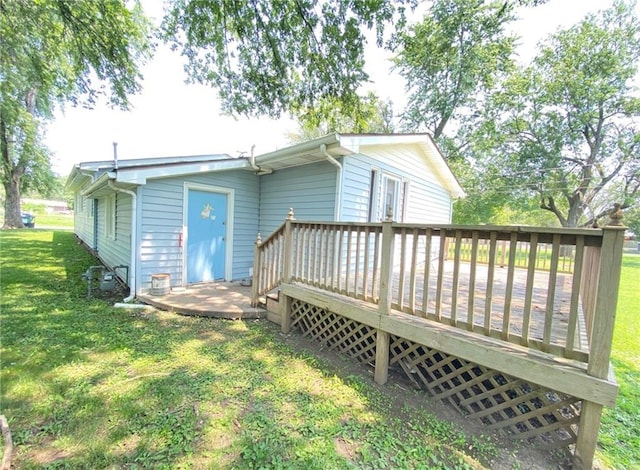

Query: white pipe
[321,143,342,220]
[108,181,137,302]
[247,145,273,175]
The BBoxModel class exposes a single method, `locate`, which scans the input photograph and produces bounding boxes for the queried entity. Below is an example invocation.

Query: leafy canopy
[0,0,153,227]
[476,0,640,227]
[161,0,412,118]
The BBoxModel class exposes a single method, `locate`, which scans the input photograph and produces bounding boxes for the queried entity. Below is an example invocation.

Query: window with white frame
[105,194,116,239]
[368,170,407,222]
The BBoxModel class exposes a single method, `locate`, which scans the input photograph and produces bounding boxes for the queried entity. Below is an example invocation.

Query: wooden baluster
[467,231,479,330]
[371,228,381,301]
[502,232,518,341]
[346,227,353,294]
[434,229,447,322]
[363,227,371,300]
[542,234,561,351]
[566,236,585,353]
[451,230,462,326]
[355,228,361,298]
[409,228,419,314]
[483,231,497,335]
[398,228,407,310]
[522,233,538,347]
[421,228,432,318]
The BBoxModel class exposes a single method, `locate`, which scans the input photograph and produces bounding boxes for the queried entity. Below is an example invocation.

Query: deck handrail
[253,214,625,367]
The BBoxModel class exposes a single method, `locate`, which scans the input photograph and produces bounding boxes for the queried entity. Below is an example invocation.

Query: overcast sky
[44,0,637,175]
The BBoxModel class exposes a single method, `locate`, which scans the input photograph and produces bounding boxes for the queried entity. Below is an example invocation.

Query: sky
[44,0,635,175]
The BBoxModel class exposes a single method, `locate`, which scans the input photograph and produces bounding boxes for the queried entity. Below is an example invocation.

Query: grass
[29,213,74,228]
[597,253,640,469]
[1,229,501,469]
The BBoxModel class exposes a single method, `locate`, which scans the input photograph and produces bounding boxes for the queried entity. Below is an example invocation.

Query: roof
[256,133,465,198]
[67,133,465,199]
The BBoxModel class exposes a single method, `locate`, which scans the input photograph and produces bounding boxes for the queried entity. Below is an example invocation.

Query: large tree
[161,0,411,119]
[392,0,520,141]
[475,0,640,227]
[0,0,152,228]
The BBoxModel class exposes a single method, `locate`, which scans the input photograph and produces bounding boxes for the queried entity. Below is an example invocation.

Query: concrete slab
[138,282,266,320]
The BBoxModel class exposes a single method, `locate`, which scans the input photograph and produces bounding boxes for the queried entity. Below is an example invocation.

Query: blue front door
[187,190,227,283]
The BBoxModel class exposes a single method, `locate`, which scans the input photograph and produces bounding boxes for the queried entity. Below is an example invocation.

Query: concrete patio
[137,282,266,320]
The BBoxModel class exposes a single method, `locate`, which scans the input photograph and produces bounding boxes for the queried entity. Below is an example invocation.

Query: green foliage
[0,0,153,227]
[162,0,408,119]
[393,0,519,139]
[471,0,640,227]
[289,92,395,143]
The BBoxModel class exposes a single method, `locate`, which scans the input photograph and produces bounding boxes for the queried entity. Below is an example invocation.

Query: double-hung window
[368,169,408,222]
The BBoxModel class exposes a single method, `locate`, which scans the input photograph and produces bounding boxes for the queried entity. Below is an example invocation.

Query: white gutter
[321,143,343,220]
[108,180,138,302]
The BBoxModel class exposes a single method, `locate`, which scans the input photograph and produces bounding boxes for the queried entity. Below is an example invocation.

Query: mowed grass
[598,253,640,469]
[1,230,499,469]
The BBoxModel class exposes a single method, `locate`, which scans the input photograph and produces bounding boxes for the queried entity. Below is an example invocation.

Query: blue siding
[341,145,454,224]
[259,161,337,236]
[138,170,259,291]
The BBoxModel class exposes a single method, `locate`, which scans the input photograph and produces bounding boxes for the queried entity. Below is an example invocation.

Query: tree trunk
[0,118,24,228]
[3,177,23,229]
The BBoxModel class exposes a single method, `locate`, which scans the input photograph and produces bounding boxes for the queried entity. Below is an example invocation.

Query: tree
[392,0,520,141]
[0,0,152,228]
[161,0,410,120]
[476,0,640,227]
[288,92,395,143]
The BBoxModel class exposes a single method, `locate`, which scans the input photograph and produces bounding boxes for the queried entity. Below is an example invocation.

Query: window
[105,194,116,239]
[368,170,407,222]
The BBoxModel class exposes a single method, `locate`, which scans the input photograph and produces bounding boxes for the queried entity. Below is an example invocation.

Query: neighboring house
[66,133,464,296]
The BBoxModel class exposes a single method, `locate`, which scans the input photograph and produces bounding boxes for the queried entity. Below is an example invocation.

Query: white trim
[183,182,235,283]
[105,193,116,240]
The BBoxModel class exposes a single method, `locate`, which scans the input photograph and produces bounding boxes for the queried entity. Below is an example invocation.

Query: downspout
[248,144,272,175]
[108,180,137,302]
[321,143,342,220]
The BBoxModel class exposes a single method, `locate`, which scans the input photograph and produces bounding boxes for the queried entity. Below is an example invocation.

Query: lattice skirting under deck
[289,298,581,452]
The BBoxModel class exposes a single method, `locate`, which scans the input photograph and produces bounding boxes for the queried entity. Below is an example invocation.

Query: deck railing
[252,211,626,469]
[253,214,625,365]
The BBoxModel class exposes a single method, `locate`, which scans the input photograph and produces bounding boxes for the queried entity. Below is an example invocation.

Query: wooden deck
[252,215,626,469]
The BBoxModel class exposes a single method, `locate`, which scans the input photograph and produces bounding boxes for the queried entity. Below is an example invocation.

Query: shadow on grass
[1,230,507,469]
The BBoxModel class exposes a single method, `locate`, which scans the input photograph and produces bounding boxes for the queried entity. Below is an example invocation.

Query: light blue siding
[73,190,95,249]
[95,192,132,278]
[341,145,454,224]
[138,170,259,291]
[259,161,337,236]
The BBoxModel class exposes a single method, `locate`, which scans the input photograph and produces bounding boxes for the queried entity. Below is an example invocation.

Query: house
[66,133,464,297]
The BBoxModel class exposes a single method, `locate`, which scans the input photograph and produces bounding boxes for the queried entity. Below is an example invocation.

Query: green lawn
[0,230,500,469]
[598,253,640,469]
[1,230,637,469]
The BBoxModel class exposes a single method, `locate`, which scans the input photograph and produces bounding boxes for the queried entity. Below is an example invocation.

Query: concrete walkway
[137,282,265,320]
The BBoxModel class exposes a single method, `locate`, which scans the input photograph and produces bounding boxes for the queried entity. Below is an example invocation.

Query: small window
[105,194,116,239]
[369,171,406,222]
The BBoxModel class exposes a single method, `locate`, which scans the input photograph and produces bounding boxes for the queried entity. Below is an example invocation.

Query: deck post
[251,232,262,307]
[375,213,394,385]
[281,209,295,334]
[574,223,625,469]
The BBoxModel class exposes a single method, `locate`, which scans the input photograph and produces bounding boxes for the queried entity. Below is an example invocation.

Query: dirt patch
[276,327,578,470]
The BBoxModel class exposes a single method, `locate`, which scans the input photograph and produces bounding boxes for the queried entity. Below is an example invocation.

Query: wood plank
[483,232,498,335]
[363,227,370,300]
[522,233,538,347]
[502,232,518,341]
[355,229,361,297]
[372,230,380,301]
[451,230,462,326]
[566,236,585,352]
[409,228,419,313]
[543,234,561,350]
[435,231,447,321]
[421,229,433,318]
[467,232,479,330]
[398,228,407,310]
